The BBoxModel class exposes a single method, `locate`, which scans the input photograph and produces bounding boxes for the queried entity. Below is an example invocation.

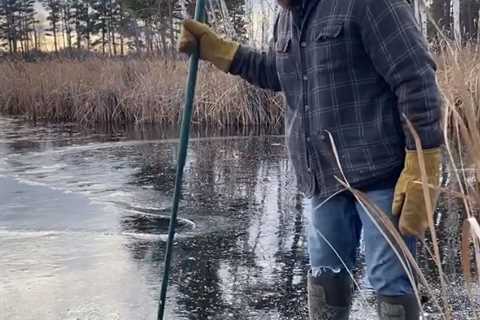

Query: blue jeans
[308,188,416,296]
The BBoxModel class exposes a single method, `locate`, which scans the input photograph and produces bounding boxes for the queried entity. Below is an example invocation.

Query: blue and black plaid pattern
[230,0,443,198]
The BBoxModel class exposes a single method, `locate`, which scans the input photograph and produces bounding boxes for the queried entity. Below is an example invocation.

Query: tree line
[1,0,479,56]
[0,0,246,56]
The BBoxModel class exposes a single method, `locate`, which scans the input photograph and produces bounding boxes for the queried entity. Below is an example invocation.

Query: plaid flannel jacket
[230,0,443,198]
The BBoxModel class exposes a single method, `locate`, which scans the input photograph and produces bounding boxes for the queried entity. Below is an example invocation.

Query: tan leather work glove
[178,20,240,73]
[392,149,441,238]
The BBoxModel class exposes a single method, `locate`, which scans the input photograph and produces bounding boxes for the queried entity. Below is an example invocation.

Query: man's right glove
[178,19,240,73]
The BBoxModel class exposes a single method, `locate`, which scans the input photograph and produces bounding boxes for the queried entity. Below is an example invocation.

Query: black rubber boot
[377,294,420,320]
[307,271,353,320]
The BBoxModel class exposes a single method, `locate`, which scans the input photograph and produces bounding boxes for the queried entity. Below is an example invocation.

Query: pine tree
[0,3,4,51]
[110,0,122,55]
[41,0,63,52]
[0,0,19,53]
[0,0,35,54]
[122,0,158,53]
[61,0,76,50]
[76,0,95,50]
[18,0,37,53]
[116,2,138,54]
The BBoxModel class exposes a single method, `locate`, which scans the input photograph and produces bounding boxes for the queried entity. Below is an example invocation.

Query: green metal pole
[157,1,206,319]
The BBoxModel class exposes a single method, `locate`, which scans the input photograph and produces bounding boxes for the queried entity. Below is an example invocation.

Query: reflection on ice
[0,116,475,319]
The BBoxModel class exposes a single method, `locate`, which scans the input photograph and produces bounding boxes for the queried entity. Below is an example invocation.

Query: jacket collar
[292,0,321,33]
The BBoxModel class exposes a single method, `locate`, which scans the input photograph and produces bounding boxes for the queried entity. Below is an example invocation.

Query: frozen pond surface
[0,116,476,319]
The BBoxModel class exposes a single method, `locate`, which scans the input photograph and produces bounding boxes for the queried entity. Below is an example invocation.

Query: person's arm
[358,0,443,238]
[228,44,282,92]
[179,20,281,92]
[359,0,442,150]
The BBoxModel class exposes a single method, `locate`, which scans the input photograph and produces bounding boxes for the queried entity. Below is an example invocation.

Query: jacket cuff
[228,45,249,75]
[405,126,444,150]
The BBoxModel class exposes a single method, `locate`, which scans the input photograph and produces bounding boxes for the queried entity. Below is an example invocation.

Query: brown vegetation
[0,58,283,128]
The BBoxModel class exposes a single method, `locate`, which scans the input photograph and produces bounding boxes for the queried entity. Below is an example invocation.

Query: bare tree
[453,0,462,43]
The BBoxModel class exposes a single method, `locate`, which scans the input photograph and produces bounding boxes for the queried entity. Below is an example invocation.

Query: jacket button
[301,41,307,48]
[320,134,327,141]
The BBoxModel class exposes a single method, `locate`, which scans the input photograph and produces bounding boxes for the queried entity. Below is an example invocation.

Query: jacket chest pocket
[275,37,299,81]
[310,22,347,67]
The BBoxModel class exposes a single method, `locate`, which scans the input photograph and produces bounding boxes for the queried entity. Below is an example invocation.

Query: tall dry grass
[438,44,480,310]
[0,58,283,128]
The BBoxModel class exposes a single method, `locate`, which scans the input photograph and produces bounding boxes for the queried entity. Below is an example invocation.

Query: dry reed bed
[0,58,283,128]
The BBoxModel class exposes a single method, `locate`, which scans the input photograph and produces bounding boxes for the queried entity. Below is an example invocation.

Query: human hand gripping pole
[178,19,240,72]
[157,1,206,319]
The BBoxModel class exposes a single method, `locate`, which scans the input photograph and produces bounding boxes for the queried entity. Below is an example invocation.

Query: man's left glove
[392,149,441,238]
[178,19,240,73]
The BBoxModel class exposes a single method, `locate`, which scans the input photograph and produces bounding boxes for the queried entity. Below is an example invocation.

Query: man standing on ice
[179,0,442,319]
